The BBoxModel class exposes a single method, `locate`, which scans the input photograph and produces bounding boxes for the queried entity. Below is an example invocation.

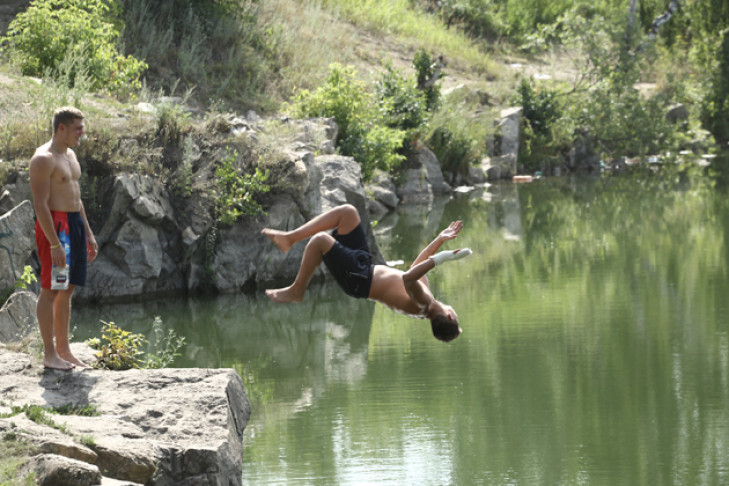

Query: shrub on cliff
[291,63,406,180]
[1,0,146,97]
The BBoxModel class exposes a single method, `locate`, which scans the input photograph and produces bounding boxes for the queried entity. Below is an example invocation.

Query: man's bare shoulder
[30,143,54,165]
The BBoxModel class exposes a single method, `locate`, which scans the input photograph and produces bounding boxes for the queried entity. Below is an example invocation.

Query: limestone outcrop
[0,343,251,486]
[0,116,459,306]
[0,200,35,296]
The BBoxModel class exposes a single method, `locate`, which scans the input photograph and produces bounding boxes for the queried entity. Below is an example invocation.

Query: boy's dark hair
[430,314,461,342]
[52,106,84,133]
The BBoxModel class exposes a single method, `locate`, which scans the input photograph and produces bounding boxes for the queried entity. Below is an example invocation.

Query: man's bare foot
[59,353,91,369]
[43,355,75,371]
[265,286,304,303]
[262,229,293,253]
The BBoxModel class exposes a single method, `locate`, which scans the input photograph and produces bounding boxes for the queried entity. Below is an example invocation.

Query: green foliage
[86,318,186,370]
[576,80,674,159]
[428,126,477,176]
[348,123,407,180]
[0,432,36,486]
[513,77,567,169]
[699,29,729,145]
[292,63,406,180]
[120,0,273,109]
[376,62,428,131]
[1,0,147,96]
[516,78,561,139]
[413,50,442,112]
[156,101,191,148]
[414,0,504,40]
[145,316,186,369]
[214,148,270,225]
[52,403,99,417]
[292,64,370,149]
[13,266,37,291]
[6,405,69,434]
[87,321,146,370]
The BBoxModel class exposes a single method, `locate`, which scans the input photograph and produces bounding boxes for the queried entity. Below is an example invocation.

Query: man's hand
[438,221,463,241]
[51,245,67,268]
[87,234,98,263]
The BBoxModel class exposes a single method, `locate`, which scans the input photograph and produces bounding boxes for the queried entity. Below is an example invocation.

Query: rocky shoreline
[0,342,250,485]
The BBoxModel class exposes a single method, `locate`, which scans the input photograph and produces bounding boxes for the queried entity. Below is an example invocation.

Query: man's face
[60,118,85,147]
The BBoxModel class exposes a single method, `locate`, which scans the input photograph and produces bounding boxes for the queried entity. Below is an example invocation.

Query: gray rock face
[496,107,522,159]
[77,174,182,302]
[0,200,35,295]
[0,117,452,304]
[25,453,102,486]
[0,290,37,343]
[0,344,251,486]
[397,146,451,204]
[213,152,384,292]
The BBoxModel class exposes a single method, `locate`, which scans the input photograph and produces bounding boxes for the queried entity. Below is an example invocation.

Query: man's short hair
[430,314,461,342]
[52,106,84,134]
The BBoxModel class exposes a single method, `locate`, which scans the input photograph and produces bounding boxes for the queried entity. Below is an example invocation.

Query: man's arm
[79,202,98,263]
[411,221,463,267]
[409,221,463,286]
[402,259,438,313]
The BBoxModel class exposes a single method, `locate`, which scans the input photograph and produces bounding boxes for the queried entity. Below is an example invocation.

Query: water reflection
[74,166,729,485]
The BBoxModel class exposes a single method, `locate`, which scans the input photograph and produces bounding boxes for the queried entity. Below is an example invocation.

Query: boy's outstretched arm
[411,221,464,268]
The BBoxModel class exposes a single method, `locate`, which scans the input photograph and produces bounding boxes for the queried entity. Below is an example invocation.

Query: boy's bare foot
[261,229,293,253]
[59,352,91,369]
[265,287,304,303]
[43,355,75,370]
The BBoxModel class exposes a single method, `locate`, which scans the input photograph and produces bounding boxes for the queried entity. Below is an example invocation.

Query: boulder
[0,344,251,486]
[212,152,383,292]
[0,171,32,215]
[496,107,522,158]
[0,200,35,295]
[76,174,184,302]
[665,103,689,124]
[25,453,102,486]
[0,290,37,343]
[366,174,399,211]
[397,147,451,204]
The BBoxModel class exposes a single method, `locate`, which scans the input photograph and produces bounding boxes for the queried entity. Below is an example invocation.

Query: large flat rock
[0,343,251,485]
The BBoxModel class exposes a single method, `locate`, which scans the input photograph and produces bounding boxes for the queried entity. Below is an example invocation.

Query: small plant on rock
[87,321,146,370]
[86,318,185,370]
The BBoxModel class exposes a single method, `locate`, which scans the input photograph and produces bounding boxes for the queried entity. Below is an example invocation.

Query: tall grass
[318,0,494,74]
[119,0,274,111]
[257,0,359,95]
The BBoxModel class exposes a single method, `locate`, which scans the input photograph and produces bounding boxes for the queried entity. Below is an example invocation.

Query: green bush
[428,126,477,176]
[87,321,146,370]
[413,50,442,112]
[214,148,270,225]
[513,77,567,169]
[700,28,729,145]
[292,63,406,180]
[1,0,146,96]
[376,62,428,131]
[292,64,371,149]
[348,123,407,180]
[86,318,185,370]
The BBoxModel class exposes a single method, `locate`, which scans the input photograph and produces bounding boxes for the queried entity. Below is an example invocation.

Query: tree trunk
[633,0,681,55]
[626,0,639,50]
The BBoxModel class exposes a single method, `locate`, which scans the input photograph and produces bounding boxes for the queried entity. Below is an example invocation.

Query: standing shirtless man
[29,107,98,370]
[262,204,471,342]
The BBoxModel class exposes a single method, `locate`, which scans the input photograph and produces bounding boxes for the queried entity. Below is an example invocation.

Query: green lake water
[74,166,729,485]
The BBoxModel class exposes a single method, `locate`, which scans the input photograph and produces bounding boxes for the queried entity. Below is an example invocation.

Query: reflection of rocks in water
[74,284,375,377]
[373,196,451,261]
[475,183,522,242]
